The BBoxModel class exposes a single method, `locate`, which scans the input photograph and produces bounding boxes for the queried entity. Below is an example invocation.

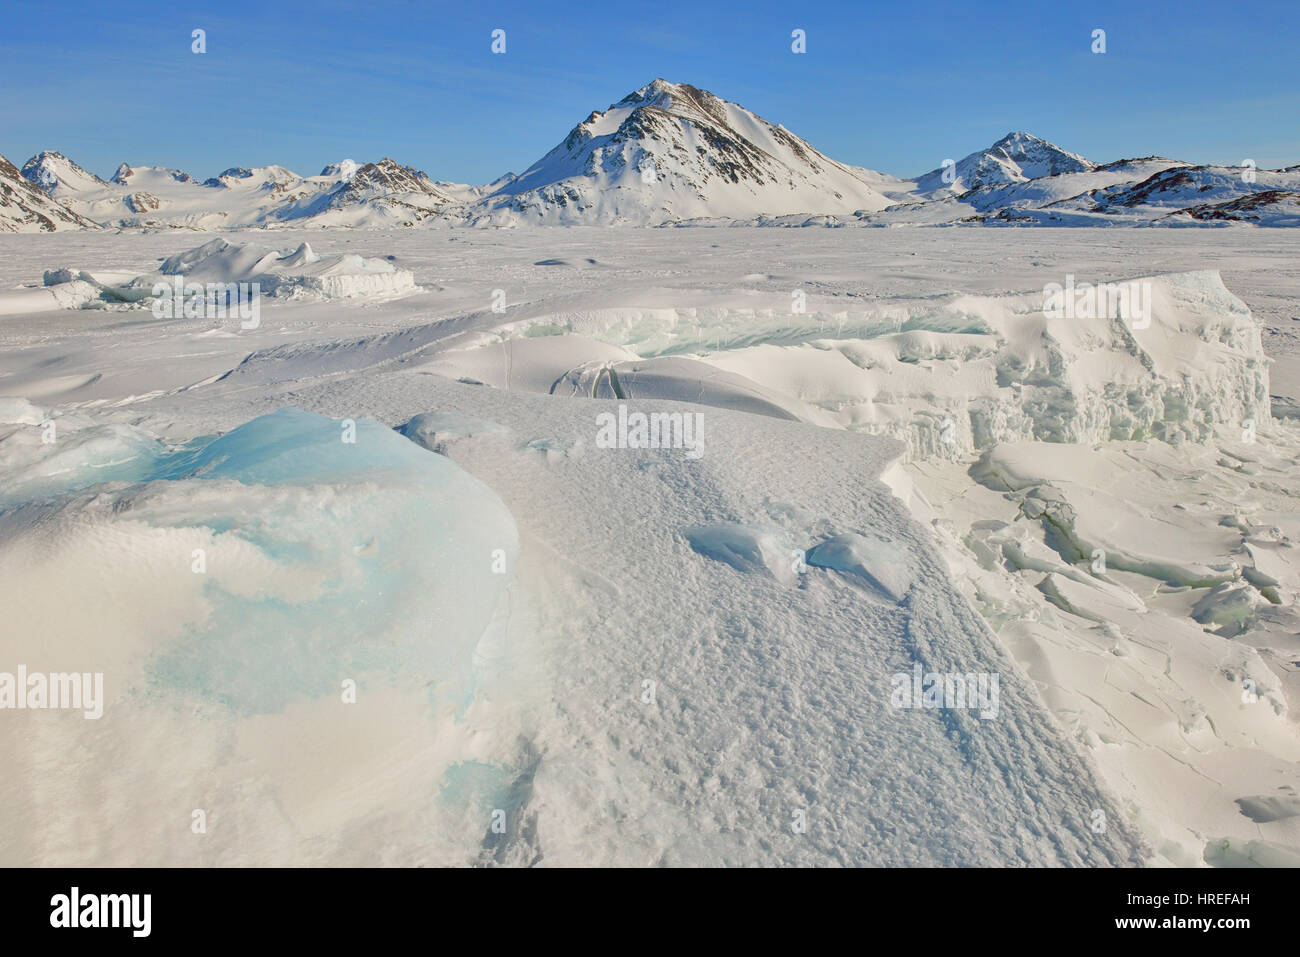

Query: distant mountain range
[4,79,1297,232]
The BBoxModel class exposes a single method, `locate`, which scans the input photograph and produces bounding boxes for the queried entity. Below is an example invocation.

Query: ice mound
[684,523,798,584]
[152,238,417,299]
[1191,582,1271,636]
[0,418,174,510]
[0,275,131,315]
[1234,794,1300,824]
[22,239,418,315]
[0,407,521,860]
[806,532,914,602]
[0,406,526,860]
[1204,838,1300,868]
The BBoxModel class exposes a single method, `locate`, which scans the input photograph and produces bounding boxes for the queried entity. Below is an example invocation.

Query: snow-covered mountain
[1071,164,1300,222]
[21,150,112,196]
[0,152,98,232]
[18,153,454,229]
[8,81,1300,229]
[466,79,902,225]
[914,132,1095,196]
[272,158,456,227]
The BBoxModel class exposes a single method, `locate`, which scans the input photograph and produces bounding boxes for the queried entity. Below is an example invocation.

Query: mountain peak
[477,79,893,225]
[993,131,1041,147]
[329,158,449,202]
[21,151,111,195]
[918,131,1094,194]
[989,131,1090,168]
[112,163,196,186]
[624,77,682,103]
[1,152,100,232]
[320,159,359,181]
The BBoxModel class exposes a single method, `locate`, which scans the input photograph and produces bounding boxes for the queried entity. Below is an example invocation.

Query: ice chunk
[1204,838,1300,868]
[153,238,416,300]
[0,408,519,715]
[684,523,797,584]
[398,411,508,454]
[806,531,913,601]
[1234,794,1300,824]
[1191,582,1267,636]
[0,397,44,426]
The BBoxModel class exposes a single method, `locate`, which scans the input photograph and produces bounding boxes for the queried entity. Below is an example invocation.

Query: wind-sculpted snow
[193,378,1147,866]
[685,523,800,584]
[942,428,1300,866]
[806,532,914,602]
[0,383,1148,866]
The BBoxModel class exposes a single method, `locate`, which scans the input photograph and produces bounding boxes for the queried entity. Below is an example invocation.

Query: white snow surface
[1,227,1298,867]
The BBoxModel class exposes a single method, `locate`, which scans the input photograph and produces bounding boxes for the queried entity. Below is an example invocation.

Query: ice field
[1,227,1298,866]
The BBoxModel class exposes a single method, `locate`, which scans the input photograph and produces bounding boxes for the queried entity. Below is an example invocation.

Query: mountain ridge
[7,79,1299,231]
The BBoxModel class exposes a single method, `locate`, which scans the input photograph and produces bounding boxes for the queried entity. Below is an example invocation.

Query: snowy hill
[0,152,98,232]
[466,79,901,225]
[1171,189,1300,226]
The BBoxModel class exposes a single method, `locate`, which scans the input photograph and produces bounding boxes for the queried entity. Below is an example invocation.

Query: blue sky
[3,0,1297,184]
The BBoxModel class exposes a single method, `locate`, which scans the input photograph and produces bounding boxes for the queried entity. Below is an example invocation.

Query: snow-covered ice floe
[152,238,418,300]
[424,269,1268,461]
[0,238,417,316]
